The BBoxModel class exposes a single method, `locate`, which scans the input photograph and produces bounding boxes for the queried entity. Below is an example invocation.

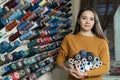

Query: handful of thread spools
[68,49,102,72]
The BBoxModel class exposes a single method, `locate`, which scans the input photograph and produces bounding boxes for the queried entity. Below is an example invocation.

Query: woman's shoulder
[96,37,108,45]
[64,34,76,39]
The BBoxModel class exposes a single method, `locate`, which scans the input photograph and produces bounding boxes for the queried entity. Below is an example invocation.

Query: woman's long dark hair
[73,7,108,41]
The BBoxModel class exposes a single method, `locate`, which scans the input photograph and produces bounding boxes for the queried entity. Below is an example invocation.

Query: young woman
[56,7,110,80]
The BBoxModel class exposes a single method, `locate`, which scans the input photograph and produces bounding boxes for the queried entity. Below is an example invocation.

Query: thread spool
[7,40,21,52]
[24,67,31,75]
[74,54,81,60]
[0,55,5,65]
[29,22,39,30]
[17,21,29,31]
[3,75,12,80]
[4,0,19,10]
[11,72,20,80]
[5,20,20,31]
[8,9,22,22]
[9,31,22,42]
[2,9,14,19]
[23,21,34,30]
[85,65,90,71]
[79,49,87,58]
[20,10,32,21]
[15,61,23,68]
[79,66,85,72]
[3,66,10,73]
[4,54,13,62]
[0,41,10,53]
[86,52,94,62]
[94,63,100,68]
[35,71,42,77]
[27,39,38,48]
[11,63,17,70]
[94,57,100,62]
[20,30,38,41]
[81,58,87,64]
[19,69,26,78]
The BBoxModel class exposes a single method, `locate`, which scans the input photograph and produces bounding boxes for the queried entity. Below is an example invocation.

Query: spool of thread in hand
[86,52,94,62]
[79,49,87,58]
[74,54,81,60]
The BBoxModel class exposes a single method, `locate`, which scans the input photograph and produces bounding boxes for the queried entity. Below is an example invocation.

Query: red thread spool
[9,31,22,42]
[32,0,38,4]
[6,20,19,31]
[20,11,32,22]
[11,72,20,80]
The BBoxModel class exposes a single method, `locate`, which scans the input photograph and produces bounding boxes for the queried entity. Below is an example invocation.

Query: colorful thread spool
[5,20,20,31]
[3,75,12,80]
[9,31,22,42]
[11,72,20,80]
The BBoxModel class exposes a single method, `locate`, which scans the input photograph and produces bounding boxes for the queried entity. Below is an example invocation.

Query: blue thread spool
[86,52,94,62]
[3,75,12,80]
[79,66,85,72]
[94,57,100,62]
[18,50,25,58]
[29,48,39,54]
[19,31,33,41]
[30,3,39,11]
[38,61,46,68]
[0,17,8,26]
[23,22,34,30]
[45,66,51,72]
[17,21,29,31]
[35,71,42,77]
[8,9,22,22]
[63,13,72,18]
[20,30,39,40]
[16,10,26,20]
[12,52,18,61]
[33,6,44,13]
[27,39,38,48]
[79,49,87,58]
[7,40,21,52]
[0,41,10,53]
[3,66,10,73]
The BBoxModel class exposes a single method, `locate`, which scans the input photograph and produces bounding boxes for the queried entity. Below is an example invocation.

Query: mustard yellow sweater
[56,33,110,80]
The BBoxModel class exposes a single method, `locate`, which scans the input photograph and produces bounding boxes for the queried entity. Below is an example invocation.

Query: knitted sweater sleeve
[56,35,69,64]
[87,40,110,77]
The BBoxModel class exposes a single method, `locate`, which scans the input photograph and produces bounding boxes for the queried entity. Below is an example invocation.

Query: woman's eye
[82,17,86,19]
[91,19,94,20]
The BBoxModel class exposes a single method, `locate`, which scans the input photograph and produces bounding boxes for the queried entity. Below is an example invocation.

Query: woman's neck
[79,31,95,37]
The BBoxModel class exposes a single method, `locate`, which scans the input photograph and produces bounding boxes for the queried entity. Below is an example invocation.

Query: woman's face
[78,10,95,32]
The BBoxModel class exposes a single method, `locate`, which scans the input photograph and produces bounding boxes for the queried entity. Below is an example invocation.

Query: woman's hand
[67,62,85,79]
